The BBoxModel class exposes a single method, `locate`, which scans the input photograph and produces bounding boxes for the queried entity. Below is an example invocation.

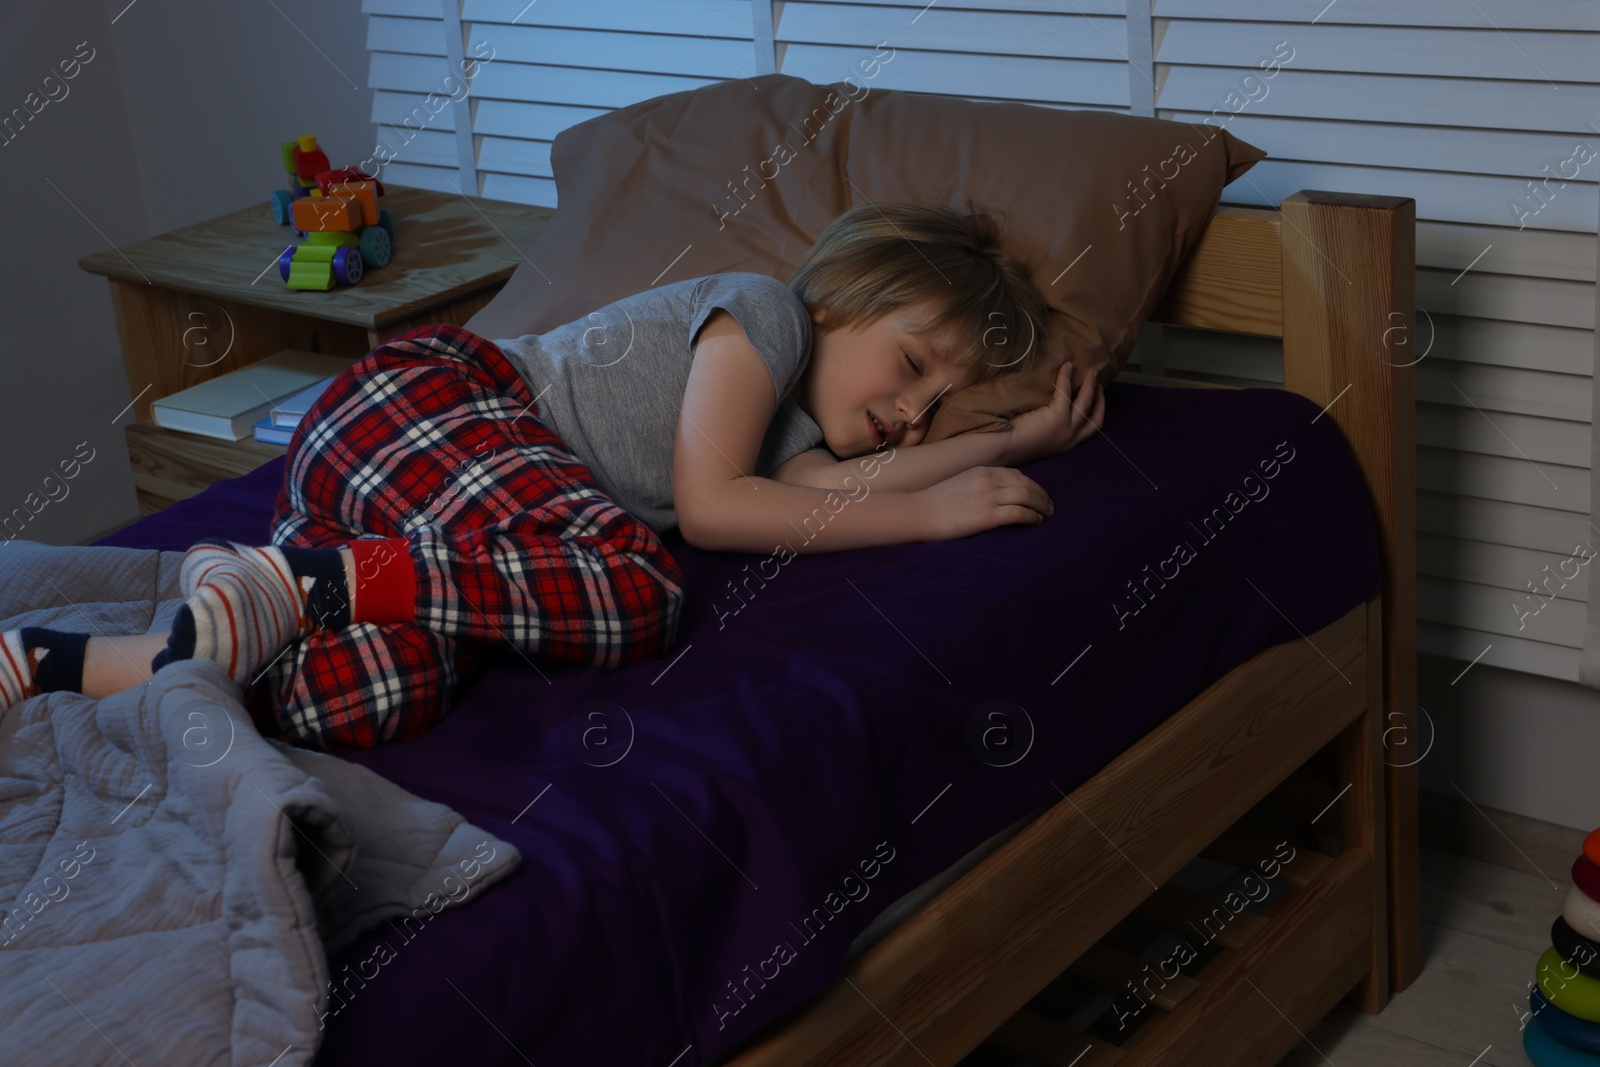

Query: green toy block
[287,261,336,290]
[281,139,299,176]
[293,243,338,264]
[307,230,359,248]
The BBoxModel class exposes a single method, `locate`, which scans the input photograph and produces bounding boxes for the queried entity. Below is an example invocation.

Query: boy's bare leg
[340,547,359,617]
[83,632,169,699]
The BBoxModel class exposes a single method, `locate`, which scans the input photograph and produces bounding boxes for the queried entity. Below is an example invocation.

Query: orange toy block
[328,181,379,227]
[291,195,359,232]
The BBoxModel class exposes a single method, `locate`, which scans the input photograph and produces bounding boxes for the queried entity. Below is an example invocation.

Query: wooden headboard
[1138,189,1420,991]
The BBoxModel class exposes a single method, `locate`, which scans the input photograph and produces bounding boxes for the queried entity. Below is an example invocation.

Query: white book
[270,376,338,428]
[151,351,355,441]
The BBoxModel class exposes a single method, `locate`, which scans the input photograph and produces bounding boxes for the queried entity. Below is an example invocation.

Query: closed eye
[903,350,920,374]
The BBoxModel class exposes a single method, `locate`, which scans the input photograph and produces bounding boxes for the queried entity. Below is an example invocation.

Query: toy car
[269,135,395,291]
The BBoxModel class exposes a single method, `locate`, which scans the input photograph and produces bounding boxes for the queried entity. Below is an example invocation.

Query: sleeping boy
[0,201,1104,750]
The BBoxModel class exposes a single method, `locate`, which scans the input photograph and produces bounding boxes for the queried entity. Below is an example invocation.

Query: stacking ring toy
[1534,985,1600,1055]
[1539,945,1600,1023]
[1568,887,1600,944]
[1576,856,1600,903]
[1583,825,1600,870]
[1553,916,1600,979]
[1527,1010,1600,1066]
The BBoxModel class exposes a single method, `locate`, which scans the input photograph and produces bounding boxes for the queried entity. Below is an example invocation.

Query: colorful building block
[291,195,359,233]
[270,136,395,290]
[293,134,331,187]
[327,180,379,227]
[316,167,385,197]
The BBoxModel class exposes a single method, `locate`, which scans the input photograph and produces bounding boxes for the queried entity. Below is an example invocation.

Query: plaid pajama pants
[245,323,687,751]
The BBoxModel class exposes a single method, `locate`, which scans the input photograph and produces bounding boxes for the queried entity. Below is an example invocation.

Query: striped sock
[0,630,38,711]
[0,628,91,713]
[153,541,322,686]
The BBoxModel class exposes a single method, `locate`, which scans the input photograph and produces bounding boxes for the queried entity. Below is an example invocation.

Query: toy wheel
[358,226,392,269]
[278,245,296,282]
[377,208,394,240]
[333,247,365,286]
[271,189,296,225]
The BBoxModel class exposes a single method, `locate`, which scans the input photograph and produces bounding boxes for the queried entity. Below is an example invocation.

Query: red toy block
[316,167,385,197]
[293,134,331,184]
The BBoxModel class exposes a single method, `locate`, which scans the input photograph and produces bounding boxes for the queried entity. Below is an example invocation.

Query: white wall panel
[367,15,447,57]
[1417,398,1590,463]
[1159,22,1594,82]
[779,45,1127,106]
[1171,112,1599,188]
[1159,68,1599,134]
[1153,6,1598,687]
[1419,533,1590,605]
[464,0,753,37]
[475,25,761,79]
[778,5,1126,61]
[1225,160,1597,234]
[1154,0,1599,32]
[469,64,718,110]
[473,99,605,142]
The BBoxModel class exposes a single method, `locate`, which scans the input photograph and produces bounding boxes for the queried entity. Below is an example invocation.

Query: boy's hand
[1004,361,1105,465]
[916,466,1054,541]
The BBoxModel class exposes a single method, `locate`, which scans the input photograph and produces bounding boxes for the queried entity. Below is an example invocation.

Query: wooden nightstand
[79,185,552,514]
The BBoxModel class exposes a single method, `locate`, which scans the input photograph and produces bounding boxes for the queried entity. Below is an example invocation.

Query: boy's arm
[772,431,1014,494]
[676,311,933,554]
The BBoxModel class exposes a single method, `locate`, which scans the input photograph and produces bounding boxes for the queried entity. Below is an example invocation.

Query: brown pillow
[465,73,1264,445]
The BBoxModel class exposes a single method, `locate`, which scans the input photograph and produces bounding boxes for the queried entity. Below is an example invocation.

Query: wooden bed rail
[1151,190,1420,994]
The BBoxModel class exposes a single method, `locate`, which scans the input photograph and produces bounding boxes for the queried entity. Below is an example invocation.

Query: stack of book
[250,376,340,445]
[149,351,354,445]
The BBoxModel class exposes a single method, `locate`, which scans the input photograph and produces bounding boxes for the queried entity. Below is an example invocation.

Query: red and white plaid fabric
[248,324,686,751]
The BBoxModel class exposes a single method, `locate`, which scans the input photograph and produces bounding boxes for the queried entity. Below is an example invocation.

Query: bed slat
[1200,824,1333,892]
[988,1012,1126,1067]
[1064,943,1202,1013]
[1132,885,1270,952]
[1119,848,1374,1066]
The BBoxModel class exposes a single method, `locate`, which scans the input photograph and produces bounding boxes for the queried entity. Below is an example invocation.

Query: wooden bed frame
[722,190,1420,1066]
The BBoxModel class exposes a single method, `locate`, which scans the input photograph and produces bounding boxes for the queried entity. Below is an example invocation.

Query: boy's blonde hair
[787,201,1047,385]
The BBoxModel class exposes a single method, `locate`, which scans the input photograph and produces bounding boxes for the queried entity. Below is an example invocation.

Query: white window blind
[361,0,1600,685]
[1146,1,1600,685]
[363,0,459,193]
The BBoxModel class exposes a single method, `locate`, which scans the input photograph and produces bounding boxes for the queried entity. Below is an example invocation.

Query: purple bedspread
[97,381,1381,1066]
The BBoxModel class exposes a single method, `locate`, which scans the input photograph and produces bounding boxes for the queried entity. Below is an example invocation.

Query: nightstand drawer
[125,422,285,516]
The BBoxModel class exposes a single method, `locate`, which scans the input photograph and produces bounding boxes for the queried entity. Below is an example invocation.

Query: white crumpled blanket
[0,541,521,1066]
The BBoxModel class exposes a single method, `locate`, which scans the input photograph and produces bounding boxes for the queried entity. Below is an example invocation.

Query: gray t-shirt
[492,272,825,537]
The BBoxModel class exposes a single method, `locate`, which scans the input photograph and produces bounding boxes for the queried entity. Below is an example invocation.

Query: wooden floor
[1273,844,1550,1066]
[958,796,1576,1067]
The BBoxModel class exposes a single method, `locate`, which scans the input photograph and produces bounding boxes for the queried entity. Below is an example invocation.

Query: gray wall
[1420,652,1600,832]
[0,0,375,545]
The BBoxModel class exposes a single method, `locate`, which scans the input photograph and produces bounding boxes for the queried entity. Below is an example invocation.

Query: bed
[95,188,1418,1066]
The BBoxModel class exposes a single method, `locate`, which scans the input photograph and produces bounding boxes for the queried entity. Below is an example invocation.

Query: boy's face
[796,299,978,459]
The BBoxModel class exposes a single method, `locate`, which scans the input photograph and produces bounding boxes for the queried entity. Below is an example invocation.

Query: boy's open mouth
[868,410,886,446]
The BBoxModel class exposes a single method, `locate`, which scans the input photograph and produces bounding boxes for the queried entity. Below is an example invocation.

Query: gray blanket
[0,542,522,1066]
